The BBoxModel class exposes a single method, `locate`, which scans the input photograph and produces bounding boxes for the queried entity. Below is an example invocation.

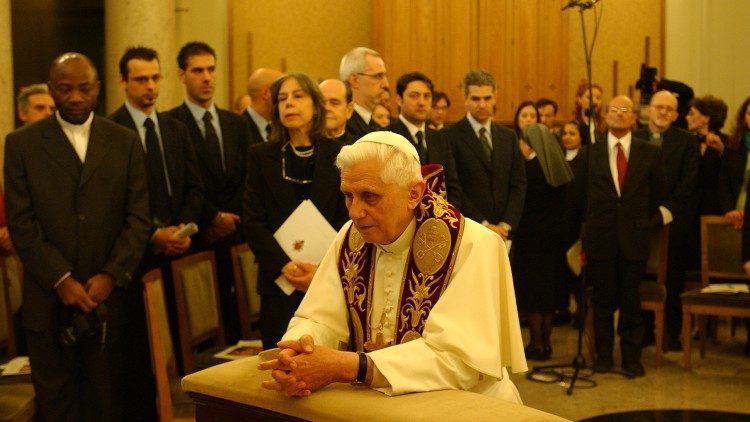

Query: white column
[0,0,14,185]
[104,0,181,113]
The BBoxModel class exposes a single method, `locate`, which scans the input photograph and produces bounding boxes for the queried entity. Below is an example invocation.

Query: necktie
[265,123,271,136]
[616,142,628,192]
[415,130,427,164]
[144,118,171,224]
[203,111,225,173]
[479,127,492,159]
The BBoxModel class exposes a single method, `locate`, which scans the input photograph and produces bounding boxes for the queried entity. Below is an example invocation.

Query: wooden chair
[142,268,194,422]
[230,243,261,340]
[0,255,22,358]
[0,255,35,422]
[681,215,750,369]
[171,251,226,375]
[639,225,669,367]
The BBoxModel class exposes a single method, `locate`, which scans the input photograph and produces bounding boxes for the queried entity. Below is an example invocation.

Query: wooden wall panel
[373,0,569,123]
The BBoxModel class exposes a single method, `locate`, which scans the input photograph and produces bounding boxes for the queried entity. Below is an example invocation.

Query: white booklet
[700,283,750,294]
[1,356,31,376]
[273,200,337,295]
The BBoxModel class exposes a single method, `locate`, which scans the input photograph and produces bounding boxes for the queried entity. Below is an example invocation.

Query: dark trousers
[260,291,304,349]
[26,320,124,422]
[588,255,646,365]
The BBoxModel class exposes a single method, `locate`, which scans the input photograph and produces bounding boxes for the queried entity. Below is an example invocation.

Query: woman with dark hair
[513,101,538,140]
[561,120,584,169]
[686,95,729,216]
[513,124,574,360]
[573,81,606,145]
[720,97,750,227]
[243,72,348,348]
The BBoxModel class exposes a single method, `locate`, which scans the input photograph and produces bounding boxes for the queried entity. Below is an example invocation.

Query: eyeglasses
[281,143,313,184]
[608,106,632,113]
[357,72,387,81]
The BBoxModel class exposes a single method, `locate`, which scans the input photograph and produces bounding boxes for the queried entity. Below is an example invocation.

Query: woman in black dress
[243,73,349,348]
[513,124,574,360]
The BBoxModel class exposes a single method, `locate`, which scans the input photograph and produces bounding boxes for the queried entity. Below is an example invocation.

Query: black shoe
[622,362,646,378]
[594,359,613,373]
[524,345,550,361]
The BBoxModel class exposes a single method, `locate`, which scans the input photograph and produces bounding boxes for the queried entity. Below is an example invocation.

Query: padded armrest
[182,357,569,421]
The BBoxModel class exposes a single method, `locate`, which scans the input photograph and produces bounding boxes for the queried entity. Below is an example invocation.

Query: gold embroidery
[401,330,422,344]
[342,249,367,311]
[348,226,365,251]
[414,218,450,275]
[399,270,444,333]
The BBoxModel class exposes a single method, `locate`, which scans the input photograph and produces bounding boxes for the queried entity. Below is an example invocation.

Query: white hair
[336,142,422,188]
[339,47,381,82]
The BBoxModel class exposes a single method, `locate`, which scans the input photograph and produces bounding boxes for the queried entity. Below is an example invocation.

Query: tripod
[525,0,605,395]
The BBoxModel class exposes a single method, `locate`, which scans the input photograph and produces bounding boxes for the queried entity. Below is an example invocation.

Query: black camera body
[60,304,107,346]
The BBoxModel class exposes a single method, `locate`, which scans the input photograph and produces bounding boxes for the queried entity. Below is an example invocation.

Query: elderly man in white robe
[258,131,526,402]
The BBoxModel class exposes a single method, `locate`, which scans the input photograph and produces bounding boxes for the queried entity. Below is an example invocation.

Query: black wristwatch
[353,351,368,386]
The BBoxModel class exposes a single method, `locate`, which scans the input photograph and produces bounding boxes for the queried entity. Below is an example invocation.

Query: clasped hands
[258,334,358,397]
[56,273,115,313]
[204,211,240,244]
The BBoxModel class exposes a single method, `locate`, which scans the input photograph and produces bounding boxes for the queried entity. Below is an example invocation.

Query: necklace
[290,142,314,158]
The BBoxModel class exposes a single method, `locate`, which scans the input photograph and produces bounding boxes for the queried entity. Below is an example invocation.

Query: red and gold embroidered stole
[338,165,464,352]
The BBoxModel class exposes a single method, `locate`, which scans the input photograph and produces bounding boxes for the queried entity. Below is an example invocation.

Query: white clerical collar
[466,112,491,138]
[353,103,373,125]
[398,114,426,140]
[377,217,416,254]
[566,148,580,161]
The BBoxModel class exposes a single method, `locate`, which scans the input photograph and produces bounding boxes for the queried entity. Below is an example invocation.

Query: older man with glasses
[569,95,665,378]
[339,47,390,140]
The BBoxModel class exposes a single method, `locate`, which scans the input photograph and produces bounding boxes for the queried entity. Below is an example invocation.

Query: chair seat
[640,280,666,302]
[0,381,35,422]
[192,346,231,373]
[681,290,750,308]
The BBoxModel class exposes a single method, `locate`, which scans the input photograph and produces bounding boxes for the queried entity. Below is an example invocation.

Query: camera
[60,304,107,346]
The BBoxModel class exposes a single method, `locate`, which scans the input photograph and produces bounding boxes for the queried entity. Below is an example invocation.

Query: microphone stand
[525,0,604,395]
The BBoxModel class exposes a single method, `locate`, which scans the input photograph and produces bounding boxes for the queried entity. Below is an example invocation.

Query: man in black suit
[243,67,282,144]
[573,95,665,377]
[633,90,700,351]
[445,70,526,241]
[167,41,248,343]
[5,53,150,421]
[109,46,205,418]
[319,79,355,144]
[388,72,463,207]
[339,47,390,139]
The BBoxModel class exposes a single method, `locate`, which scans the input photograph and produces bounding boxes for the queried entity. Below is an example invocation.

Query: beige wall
[229,0,371,102]
[666,0,750,130]
[175,0,229,110]
[567,0,664,114]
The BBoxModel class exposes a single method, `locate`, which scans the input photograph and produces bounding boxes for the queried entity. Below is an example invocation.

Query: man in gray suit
[5,53,150,421]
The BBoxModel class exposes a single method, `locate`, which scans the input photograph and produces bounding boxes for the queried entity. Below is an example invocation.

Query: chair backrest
[0,255,22,358]
[142,268,178,422]
[230,243,261,339]
[645,225,669,284]
[700,215,750,285]
[171,251,225,374]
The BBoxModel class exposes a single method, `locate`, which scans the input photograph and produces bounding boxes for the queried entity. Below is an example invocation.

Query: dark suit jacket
[718,144,748,213]
[572,135,665,261]
[109,106,204,230]
[166,103,249,225]
[388,118,463,208]
[633,126,700,221]
[242,138,348,296]
[4,115,151,331]
[445,117,526,229]
[241,109,267,146]
[346,110,374,140]
[332,132,355,145]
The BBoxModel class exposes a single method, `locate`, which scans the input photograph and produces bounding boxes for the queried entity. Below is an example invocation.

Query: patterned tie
[202,111,225,173]
[479,127,492,159]
[144,117,171,224]
[616,142,628,191]
[415,130,427,164]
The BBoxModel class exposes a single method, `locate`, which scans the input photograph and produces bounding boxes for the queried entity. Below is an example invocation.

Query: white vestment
[283,217,527,403]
